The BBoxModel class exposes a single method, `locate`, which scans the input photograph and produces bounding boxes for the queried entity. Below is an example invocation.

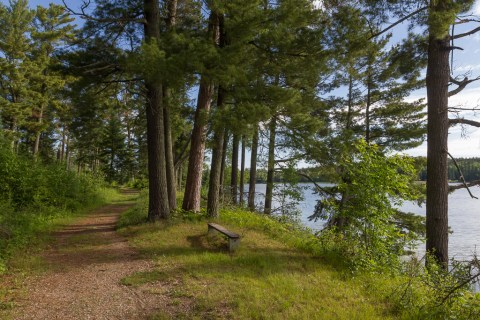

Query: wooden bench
[207,223,240,252]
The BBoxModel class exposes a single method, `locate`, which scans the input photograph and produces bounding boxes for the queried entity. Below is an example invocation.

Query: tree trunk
[182,11,219,212]
[182,79,214,212]
[365,72,371,143]
[230,133,239,204]
[207,88,226,218]
[219,130,229,201]
[426,17,450,266]
[248,124,259,211]
[33,104,44,157]
[176,165,182,191]
[264,115,277,214]
[163,0,178,211]
[144,0,170,221]
[239,135,246,205]
[60,125,66,162]
[164,89,177,210]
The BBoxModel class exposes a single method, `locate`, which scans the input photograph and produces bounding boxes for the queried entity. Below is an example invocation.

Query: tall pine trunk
[182,79,214,212]
[164,90,177,210]
[248,124,259,211]
[33,104,44,157]
[426,4,450,265]
[219,130,229,200]
[231,133,239,204]
[163,0,178,211]
[144,0,170,221]
[207,88,226,218]
[182,11,219,212]
[239,135,246,205]
[264,115,276,215]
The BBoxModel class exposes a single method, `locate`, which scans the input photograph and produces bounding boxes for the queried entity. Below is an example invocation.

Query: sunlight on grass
[119,218,393,319]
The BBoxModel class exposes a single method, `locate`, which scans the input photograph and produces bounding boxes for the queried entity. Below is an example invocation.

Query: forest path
[12,191,166,320]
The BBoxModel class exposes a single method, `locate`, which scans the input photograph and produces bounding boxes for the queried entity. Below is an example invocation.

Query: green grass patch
[118,203,395,319]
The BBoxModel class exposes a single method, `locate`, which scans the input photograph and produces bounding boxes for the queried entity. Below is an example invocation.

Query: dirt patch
[9,200,172,320]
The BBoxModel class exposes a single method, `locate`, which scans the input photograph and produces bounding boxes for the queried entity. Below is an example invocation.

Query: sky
[23,0,480,158]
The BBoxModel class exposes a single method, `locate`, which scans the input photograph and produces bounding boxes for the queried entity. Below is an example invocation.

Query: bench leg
[208,225,216,235]
[229,238,240,252]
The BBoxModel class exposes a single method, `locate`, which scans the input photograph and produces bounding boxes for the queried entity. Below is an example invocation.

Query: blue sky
[23,0,480,158]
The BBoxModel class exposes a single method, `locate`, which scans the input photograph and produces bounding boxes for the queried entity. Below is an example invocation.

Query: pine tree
[0,0,35,150]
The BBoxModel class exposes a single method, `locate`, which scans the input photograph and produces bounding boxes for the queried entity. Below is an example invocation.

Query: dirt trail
[12,196,166,320]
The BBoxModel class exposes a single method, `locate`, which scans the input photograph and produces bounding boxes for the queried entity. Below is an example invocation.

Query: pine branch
[368,6,428,39]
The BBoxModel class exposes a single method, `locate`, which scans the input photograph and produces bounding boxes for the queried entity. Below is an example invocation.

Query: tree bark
[426,4,451,266]
[163,90,177,210]
[239,135,246,205]
[163,0,178,211]
[144,0,170,221]
[219,130,229,200]
[264,115,277,214]
[33,104,44,157]
[182,11,219,212]
[60,125,67,162]
[182,79,214,212]
[207,87,226,218]
[365,72,371,143]
[248,124,259,211]
[230,133,239,204]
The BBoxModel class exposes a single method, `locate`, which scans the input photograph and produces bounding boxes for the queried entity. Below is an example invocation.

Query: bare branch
[368,6,428,39]
[449,179,480,192]
[451,25,480,40]
[447,152,478,199]
[446,46,464,51]
[449,118,480,128]
[448,106,480,111]
[449,76,480,96]
[62,0,147,25]
[297,172,336,197]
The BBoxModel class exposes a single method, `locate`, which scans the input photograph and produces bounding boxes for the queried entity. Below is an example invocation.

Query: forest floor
[3,190,175,320]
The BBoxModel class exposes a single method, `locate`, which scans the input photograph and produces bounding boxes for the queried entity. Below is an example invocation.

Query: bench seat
[207,223,240,252]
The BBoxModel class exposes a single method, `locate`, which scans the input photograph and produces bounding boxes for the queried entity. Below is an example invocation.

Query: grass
[117,201,396,319]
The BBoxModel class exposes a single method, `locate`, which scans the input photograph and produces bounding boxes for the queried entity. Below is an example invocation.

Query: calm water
[253,183,480,260]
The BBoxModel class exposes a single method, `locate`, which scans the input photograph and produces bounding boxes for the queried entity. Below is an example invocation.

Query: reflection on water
[253,183,480,260]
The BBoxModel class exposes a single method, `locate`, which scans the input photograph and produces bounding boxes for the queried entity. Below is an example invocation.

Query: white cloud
[474,1,480,15]
[404,87,480,157]
[454,64,480,72]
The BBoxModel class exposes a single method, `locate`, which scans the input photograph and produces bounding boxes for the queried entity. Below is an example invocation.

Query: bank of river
[254,183,480,260]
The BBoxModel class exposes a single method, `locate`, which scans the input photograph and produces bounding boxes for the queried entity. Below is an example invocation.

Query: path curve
[12,198,165,320]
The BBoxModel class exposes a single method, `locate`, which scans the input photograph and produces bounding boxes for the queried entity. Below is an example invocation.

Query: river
[253,183,480,260]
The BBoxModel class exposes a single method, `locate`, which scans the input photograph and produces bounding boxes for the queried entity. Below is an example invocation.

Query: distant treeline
[254,167,335,184]
[252,157,480,183]
[418,157,480,181]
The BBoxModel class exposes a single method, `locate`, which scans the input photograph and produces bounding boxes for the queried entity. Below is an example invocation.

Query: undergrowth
[0,143,119,274]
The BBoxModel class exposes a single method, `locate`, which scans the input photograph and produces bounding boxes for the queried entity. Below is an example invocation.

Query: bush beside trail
[0,143,116,273]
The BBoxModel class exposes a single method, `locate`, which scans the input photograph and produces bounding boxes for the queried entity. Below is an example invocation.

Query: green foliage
[117,190,149,228]
[323,140,422,271]
[389,256,480,319]
[0,142,114,273]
